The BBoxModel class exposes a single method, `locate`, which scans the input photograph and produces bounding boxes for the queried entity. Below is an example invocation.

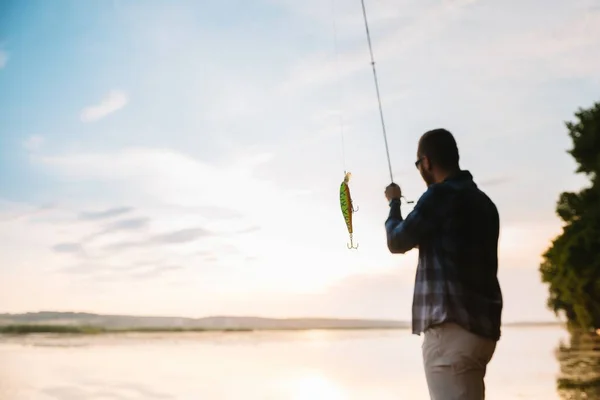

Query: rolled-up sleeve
[385,188,438,254]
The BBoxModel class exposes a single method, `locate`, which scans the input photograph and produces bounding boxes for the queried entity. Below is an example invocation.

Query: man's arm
[385,187,439,254]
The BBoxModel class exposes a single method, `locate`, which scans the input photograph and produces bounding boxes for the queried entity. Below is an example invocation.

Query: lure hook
[347,234,359,250]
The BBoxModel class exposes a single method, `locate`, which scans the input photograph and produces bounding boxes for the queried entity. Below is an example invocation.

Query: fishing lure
[340,172,358,249]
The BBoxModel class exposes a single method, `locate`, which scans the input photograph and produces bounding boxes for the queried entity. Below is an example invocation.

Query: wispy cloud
[0,201,54,222]
[104,227,212,252]
[22,135,44,151]
[52,242,85,254]
[80,90,128,122]
[150,228,211,245]
[35,148,280,217]
[276,0,481,95]
[103,217,150,232]
[430,6,600,84]
[84,216,151,242]
[78,207,134,220]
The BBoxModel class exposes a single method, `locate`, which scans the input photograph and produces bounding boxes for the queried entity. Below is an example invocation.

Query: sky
[1,0,599,323]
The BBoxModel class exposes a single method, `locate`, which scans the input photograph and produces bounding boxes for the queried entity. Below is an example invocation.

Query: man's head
[415,128,460,186]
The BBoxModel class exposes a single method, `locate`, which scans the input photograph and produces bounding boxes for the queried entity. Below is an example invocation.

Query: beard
[420,169,435,186]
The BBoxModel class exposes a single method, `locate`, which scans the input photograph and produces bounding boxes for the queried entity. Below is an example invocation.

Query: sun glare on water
[282,372,347,400]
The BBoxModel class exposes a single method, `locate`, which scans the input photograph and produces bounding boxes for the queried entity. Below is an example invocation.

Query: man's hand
[385,182,402,202]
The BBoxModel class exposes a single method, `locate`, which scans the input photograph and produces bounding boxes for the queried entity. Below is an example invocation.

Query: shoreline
[0,322,564,335]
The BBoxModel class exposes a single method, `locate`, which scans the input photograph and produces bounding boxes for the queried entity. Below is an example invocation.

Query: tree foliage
[540,101,600,332]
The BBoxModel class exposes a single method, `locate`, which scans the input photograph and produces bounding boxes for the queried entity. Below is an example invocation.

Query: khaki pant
[422,322,497,400]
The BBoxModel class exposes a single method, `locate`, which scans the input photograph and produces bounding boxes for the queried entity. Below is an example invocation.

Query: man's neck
[434,168,461,184]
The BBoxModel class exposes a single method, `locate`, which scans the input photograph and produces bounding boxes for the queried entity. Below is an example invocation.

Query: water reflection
[556,330,600,399]
[281,372,347,400]
[0,327,578,399]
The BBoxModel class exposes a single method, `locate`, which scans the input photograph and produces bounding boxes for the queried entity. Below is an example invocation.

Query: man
[384,128,503,400]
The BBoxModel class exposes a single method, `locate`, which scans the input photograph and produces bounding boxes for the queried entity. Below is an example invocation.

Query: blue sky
[1,0,599,322]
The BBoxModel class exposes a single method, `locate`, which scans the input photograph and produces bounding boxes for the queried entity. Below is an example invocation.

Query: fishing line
[331,0,347,174]
[333,0,359,249]
[360,0,394,183]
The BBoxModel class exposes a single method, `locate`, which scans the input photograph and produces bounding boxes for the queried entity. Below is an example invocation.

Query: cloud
[431,6,600,84]
[104,227,212,252]
[104,217,150,232]
[0,201,55,222]
[275,0,481,95]
[80,90,129,122]
[29,144,554,281]
[23,146,373,292]
[130,265,184,280]
[78,207,134,220]
[5,144,284,293]
[52,242,84,254]
[150,228,211,244]
[271,0,600,125]
[84,217,150,242]
[34,148,282,218]
[0,49,7,68]
[23,135,44,151]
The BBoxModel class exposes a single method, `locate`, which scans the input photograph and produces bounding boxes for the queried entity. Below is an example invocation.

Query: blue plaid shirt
[385,170,503,341]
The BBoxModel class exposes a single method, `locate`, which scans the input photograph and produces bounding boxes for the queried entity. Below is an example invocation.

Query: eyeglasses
[415,157,424,169]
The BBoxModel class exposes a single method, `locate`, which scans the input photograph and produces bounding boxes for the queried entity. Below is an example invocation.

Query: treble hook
[352,202,359,212]
[347,234,359,250]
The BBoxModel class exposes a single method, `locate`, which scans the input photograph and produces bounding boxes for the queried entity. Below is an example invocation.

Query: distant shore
[0,311,564,335]
[0,325,255,334]
[0,322,563,335]
[0,325,416,335]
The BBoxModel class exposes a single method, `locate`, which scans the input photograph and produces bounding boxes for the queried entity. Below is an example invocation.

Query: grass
[0,325,106,334]
[557,376,600,391]
[556,329,600,394]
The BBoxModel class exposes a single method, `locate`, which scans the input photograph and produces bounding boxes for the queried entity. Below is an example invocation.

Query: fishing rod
[339,0,421,250]
[360,0,414,204]
[360,0,393,184]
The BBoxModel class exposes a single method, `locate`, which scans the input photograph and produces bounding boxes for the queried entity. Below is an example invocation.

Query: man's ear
[423,156,432,171]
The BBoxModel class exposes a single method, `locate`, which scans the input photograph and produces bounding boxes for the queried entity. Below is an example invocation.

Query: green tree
[540,101,600,332]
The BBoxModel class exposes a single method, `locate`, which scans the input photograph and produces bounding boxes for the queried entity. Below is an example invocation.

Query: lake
[0,326,597,399]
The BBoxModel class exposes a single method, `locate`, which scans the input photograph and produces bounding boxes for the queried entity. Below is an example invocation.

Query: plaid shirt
[385,170,503,341]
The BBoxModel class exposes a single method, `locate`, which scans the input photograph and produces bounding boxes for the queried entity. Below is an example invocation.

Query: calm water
[0,326,597,399]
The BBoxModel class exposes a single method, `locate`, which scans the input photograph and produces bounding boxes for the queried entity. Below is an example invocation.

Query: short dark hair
[418,128,460,170]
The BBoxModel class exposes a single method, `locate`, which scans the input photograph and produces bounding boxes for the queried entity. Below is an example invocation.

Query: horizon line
[0,310,563,325]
